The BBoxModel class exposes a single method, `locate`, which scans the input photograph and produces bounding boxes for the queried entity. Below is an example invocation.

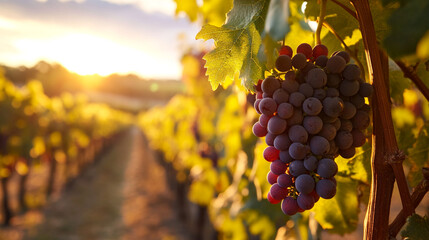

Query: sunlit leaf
[401,214,429,240]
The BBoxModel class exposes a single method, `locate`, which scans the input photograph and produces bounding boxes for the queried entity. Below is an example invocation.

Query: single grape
[326,88,340,97]
[316,158,338,178]
[335,131,353,150]
[267,171,278,185]
[323,97,344,118]
[289,143,309,160]
[288,125,308,143]
[273,88,290,104]
[289,92,306,107]
[297,43,313,60]
[297,193,315,210]
[277,173,293,188]
[259,98,277,116]
[276,55,292,72]
[351,128,366,147]
[352,110,370,130]
[282,197,299,215]
[339,146,356,159]
[291,53,307,70]
[342,64,361,80]
[279,45,293,57]
[277,102,294,119]
[315,55,328,67]
[259,114,271,127]
[265,132,276,146]
[332,118,341,131]
[301,62,316,75]
[341,101,357,119]
[285,70,296,81]
[299,83,314,98]
[313,88,326,100]
[289,160,307,176]
[279,150,293,163]
[304,155,318,171]
[316,178,337,199]
[295,174,315,194]
[310,190,320,203]
[267,116,287,135]
[271,159,288,175]
[282,79,300,93]
[339,119,353,132]
[339,80,360,97]
[252,122,267,137]
[262,76,281,96]
[270,183,288,200]
[303,116,323,134]
[267,192,281,204]
[287,108,304,126]
[320,112,337,123]
[312,44,328,59]
[274,133,292,151]
[359,82,374,97]
[334,51,350,63]
[264,146,280,162]
[310,136,330,156]
[350,94,365,109]
[254,99,261,114]
[319,124,337,141]
[306,68,327,89]
[302,97,323,116]
[326,55,347,73]
[327,73,342,88]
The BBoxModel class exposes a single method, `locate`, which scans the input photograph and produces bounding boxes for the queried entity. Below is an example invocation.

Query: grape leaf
[407,123,429,187]
[201,0,233,26]
[383,0,429,58]
[264,0,290,41]
[174,0,199,21]
[401,214,429,240]
[196,0,269,91]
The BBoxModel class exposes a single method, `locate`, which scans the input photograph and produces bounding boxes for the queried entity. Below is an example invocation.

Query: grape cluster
[252,43,373,215]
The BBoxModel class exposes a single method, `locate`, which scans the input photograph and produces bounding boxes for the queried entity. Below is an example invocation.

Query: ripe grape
[313,88,326,100]
[282,79,299,93]
[255,79,263,92]
[316,158,338,178]
[252,122,267,137]
[262,76,281,96]
[289,92,306,107]
[341,101,357,119]
[352,110,370,130]
[288,125,308,143]
[315,55,328,67]
[267,116,287,134]
[332,118,341,131]
[302,97,323,116]
[265,132,275,146]
[335,131,353,150]
[326,88,340,97]
[339,146,356,159]
[339,119,353,132]
[326,55,347,73]
[276,55,292,72]
[267,171,278,185]
[263,146,280,162]
[267,192,281,204]
[282,197,299,215]
[256,91,263,99]
[297,193,315,210]
[270,159,288,175]
[289,160,307,176]
[301,62,316,75]
[306,68,327,88]
[323,97,344,118]
[287,108,304,126]
[312,44,328,59]
[259,114,271,127]
[274,133,292,151]
[342,64,361,80]
[319,124,337,141]
[320,112,337,123]
[270,183,288,200]
[254,99,261,114]
[277,173,293,188]
[279,150,293,163]
[316,179,337,199]
[350,94,365,109]
[304,155,318,171]
[310,136,330,156]
[359,82,374,97]
[279,45,293,57]
[285,70,296,81]
[295,174,315,194]
[277,102,294,119]
[297,43,313,60]
[339,80,360,97]
[299,83,314,98]
[289,143,309,160]
[291,53,307,70]
[303,116,323,134]
[259,98,277,116]
[335,51,350,63]
[327,73,342,88]
[351,128,366,147]
[273,88,290,104]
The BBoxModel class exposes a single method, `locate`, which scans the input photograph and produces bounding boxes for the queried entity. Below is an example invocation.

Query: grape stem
[395,60,429,102]
[330,0,357,20]
[321,21,365,77]
[389,168,429,237]
[315,0,327,45]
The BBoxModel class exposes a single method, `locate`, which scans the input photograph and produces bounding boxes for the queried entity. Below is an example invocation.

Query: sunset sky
[0,0,202,80]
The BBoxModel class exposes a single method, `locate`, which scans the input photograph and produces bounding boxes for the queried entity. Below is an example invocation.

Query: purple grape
[270,159,287,175]
[259,114,270,127]
[276,55,292,72]
[288,143,309,160]
[339,80,360,97]
[281,197,299,215]
[352,129,366,147]
[270,183,288,200]
[299,83,314,98]
[273,88,290,104]
[304,155,318,171]
[339,146,356,159]
[339,119,353,132]
[316,178,337,199]
[316,158,338,178]
[279,151,293,163]
[302,97,323,115]
[288,125,308,143]
[252,122,267,137]
[350,94,365,109]
[267,116,287,135]
[267,171,278,185]
[291,53,307,70]
[274,133,292,151]
[332,118,341,131]
[277,102,294,119]
[319,124,337,141]
[295,174,315,194]
[313,88,326,100]
[359,83,373,97]
[342,64,361,80]
[335,131,353,150]
[341,101,357,119]
[262,76,281,96]
[287,108,304,126]
[323,97,344,118]
[297,193,315,210]
[259,98,277,116]
[265,132,276,146]
[326,88,340,97]
[277,173,293,188]
[306,68,327,88]
[289,160,307,176]
[254,99,262,114]
[352,110,370,130]
[326,55,346,73]
[327,73,342,87]
[303,116,323,134]
[310,136,330,156]
[289,92,306,107]
[315,55,328,67]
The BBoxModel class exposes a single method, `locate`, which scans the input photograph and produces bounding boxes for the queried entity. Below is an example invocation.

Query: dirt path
[23,127,190,240]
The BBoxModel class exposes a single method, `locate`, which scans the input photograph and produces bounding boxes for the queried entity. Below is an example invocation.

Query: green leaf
[401,214,429,240]
[264,0,290,41]
[196,0,268,90]
[383,0,429,58]
[313,176,359,234]
[407,122,429,187]
[174,0,199,21]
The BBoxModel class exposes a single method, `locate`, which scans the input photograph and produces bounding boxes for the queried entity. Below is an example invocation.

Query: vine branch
[316,0,327,45]
[331,0,357,19]
[389,168,429,237]
[395,60,429,102]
